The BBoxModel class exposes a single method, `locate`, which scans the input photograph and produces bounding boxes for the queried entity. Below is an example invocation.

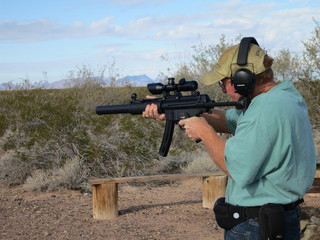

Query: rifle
[96,78,248,157]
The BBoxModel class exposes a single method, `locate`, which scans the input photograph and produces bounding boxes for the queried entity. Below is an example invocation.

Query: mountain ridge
[0,74,157,90]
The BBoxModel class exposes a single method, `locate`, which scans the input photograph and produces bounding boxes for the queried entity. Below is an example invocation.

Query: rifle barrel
[96,104,147,115]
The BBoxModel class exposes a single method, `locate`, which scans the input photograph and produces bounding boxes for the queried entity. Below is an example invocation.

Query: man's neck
[250,81,277,98]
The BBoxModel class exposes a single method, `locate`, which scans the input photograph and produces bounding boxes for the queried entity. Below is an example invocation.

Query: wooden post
[92,183,118,219]
[202,175,227,208]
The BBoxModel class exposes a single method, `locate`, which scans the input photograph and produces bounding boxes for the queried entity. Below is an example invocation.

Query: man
[143,37,316,240]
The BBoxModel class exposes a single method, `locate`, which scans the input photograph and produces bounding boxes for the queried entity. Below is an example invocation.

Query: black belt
[244,198,304,219]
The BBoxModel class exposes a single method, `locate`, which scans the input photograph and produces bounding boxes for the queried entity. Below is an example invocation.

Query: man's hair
[255,55,274,85]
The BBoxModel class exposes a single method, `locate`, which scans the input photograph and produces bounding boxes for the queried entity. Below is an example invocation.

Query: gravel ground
[1,178,319,240]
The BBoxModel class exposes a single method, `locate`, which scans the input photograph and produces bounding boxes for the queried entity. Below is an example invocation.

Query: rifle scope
[147,78,198,95]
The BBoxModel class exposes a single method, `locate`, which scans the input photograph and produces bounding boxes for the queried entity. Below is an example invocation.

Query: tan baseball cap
[203,43,268,85]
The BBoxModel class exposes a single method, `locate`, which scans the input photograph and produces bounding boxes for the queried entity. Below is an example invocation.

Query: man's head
[203,39,272,95]
[219,77,241,102]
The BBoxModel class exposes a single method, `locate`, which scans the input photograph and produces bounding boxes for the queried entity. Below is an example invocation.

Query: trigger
[178,112,189,130]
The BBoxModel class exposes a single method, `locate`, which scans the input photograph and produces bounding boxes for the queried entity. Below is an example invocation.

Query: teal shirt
[225,81,316,206]
[225,108,242,135]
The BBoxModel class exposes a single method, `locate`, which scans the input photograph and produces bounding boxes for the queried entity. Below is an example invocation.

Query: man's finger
[145,95,157,99]
[179,119,186,127]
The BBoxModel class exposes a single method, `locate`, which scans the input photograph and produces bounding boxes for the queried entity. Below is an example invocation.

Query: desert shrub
[155,148,219,174]
[295,80,320,127]
[0,150,32,186]
[24,156,89,192]
[182,150,219,173]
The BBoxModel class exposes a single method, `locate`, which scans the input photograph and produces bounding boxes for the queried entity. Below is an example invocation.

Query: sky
[0,0,319,84]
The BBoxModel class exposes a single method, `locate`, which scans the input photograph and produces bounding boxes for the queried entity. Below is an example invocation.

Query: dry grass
[24,156,89,192]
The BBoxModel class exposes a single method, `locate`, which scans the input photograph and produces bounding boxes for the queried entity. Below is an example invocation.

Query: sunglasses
[218,80,227,91]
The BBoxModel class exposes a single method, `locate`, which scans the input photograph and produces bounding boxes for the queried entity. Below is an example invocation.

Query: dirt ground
[1,179,319,240]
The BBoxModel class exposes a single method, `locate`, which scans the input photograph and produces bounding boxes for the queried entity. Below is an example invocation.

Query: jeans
[224,206,301,240]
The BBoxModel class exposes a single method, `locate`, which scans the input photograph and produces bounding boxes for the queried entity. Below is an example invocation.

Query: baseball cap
[203,43,268,85]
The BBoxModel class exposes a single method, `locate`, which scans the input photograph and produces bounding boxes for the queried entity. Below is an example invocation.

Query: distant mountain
[0,75,158,90]
[45,74,155,89]
[117,74,154,86]
[45,79,69,89]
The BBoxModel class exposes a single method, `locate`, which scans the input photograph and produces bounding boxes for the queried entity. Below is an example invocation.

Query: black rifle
[96,78,247,157]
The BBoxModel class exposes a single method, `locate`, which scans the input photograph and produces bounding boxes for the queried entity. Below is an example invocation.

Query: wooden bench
[308,165,320,193]
[310,167,320,193]
[90,170,320,220]
[89,172,226,220]
[308,178,320,193]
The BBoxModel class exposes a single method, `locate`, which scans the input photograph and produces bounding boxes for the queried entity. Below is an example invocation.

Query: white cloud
[1,2,317,50]
[0,19,61,43]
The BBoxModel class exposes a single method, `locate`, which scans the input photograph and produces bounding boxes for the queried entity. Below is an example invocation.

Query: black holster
[213,197,247,230]
[213,198,286,240]
[259,204,285,240]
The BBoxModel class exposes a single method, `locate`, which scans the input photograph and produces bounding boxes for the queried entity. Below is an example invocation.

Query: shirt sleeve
[225,109,242,135]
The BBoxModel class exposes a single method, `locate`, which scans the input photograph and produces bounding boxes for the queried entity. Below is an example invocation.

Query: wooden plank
[90,172,224,185]
[308,186,320,193]
[313,178,320,185]
[307,178,320,194]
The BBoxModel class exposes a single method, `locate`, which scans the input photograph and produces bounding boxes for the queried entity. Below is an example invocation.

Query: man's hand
[180,116,230,176]
[142,96,166,121]
[179,117,213,142]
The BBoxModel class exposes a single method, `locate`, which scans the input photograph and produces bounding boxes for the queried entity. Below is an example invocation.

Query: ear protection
[232,37,259,96]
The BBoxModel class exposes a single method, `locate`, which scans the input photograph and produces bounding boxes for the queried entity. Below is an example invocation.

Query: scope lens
[147,83,164,94]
